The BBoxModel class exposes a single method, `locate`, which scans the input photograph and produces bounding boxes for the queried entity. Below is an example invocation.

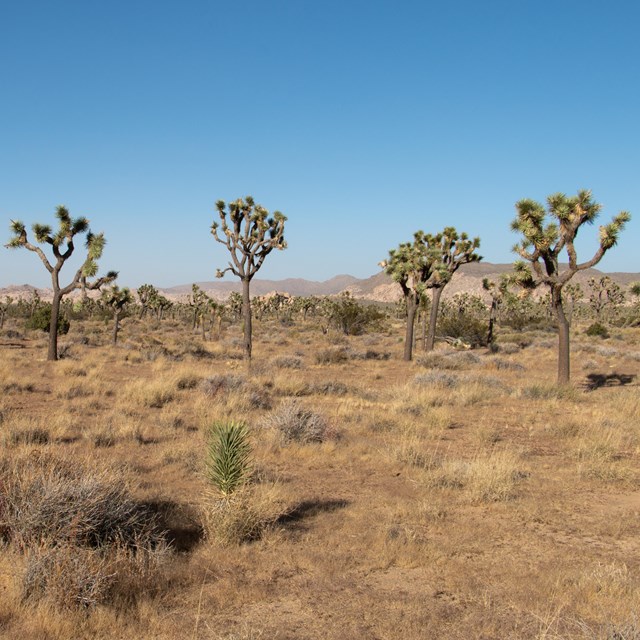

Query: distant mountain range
[2,263,639,303]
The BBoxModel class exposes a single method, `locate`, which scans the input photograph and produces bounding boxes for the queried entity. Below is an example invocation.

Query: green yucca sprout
[205,421,252,496]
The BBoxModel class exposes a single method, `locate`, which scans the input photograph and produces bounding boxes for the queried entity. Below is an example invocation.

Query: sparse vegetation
[0,232,638,638]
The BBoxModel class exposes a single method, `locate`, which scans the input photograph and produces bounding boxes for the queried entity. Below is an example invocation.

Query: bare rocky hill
[1,263,638,303]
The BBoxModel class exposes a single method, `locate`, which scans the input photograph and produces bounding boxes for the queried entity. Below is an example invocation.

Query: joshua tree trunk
[113,310,121,345]
[487,298,498,346]
[404,296,418,361]
[242,277,252,360]
[48,292,62,361]
[425,287,443,351]
[552,287,570,385]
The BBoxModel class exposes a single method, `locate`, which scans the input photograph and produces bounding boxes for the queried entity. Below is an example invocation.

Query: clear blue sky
[1,0,638,288]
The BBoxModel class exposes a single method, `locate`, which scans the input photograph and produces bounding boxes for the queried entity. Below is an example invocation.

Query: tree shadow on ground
[142,499,205,552]
[275,498,349,533]
[583,372,637,391]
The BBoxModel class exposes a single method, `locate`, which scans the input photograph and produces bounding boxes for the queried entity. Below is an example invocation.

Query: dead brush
[202,487,283,546]
[0,454,165,551]
[260,399,329,444]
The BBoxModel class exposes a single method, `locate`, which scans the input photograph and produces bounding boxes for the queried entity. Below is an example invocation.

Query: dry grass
[0,315,638,638]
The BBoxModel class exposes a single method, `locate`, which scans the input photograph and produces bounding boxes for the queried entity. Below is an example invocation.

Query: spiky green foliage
[102,285,133,311]
[211,196,287,281]
[5,206,117,360]
[511,190,630,383]
[205,421,252,497]
[511,190,630,289]
[382,228,481,357]
[211,196,287,359]
[430,227,482,288]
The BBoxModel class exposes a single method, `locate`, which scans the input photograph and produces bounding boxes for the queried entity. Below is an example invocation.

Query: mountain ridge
[1,263,638,303]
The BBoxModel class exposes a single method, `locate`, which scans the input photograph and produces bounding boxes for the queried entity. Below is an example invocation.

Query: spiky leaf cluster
[205,421,252,497]
[430,227,482,288]
[102,285,133,312]
[511,190,630,289]
[211,196,287,281]
[382,228,481,300]
[5,206,116,295]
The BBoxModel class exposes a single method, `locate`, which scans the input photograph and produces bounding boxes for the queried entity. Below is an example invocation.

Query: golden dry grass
[0,314,639,639]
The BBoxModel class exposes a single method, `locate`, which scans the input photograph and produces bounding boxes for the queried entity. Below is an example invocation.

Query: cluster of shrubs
[0,453,169,610]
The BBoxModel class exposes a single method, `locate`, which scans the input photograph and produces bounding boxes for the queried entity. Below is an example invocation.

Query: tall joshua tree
[211,196,287,360]
[424,227,481,352]
[511,190,629,384]
[382,231,439,361]
[6,206,117,361]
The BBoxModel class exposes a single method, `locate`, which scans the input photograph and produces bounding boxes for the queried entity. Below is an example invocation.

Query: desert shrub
[315,347,349,365]
[202,487,282,546]
[0,455,165,551]
[271,355,304,369]
[437,314,487,347]
[309,381,348,395]
[491,358,526,371]
[413,372,459,388]
[416,351,479,370]
[522,383,580,401]
[205,421,252,497]
[176,373,201,390]
[261,399,329,444]
[586,322,610,338]
[200,374,246,397]
[349,349,391,361]
[21,537,169,610]
[25,305,70,335]
[325,293,386,336]
[5,427,50,446]
[22,544,115,609]
[246,389,273,410]
[494,342,521,355]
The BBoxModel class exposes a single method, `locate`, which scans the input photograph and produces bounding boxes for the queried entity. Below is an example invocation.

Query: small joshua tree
[102,285,133,344]
[0,295,13,330]
[511,190,630,384]
[482,276,510,347]
[588,275,624,323]
[137,284,159,319]
[6,206,117,360]
[424,228,481,352]
[211,196,287,360]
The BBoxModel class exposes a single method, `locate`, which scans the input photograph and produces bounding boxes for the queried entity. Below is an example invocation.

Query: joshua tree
[482,276,510,347]
[0,295,13,330]
[6,206,117,360]
[102,285,133,344]
[511,190,630,384]
[424,227,481,351]
[588,275,624,323]
[211,196,287,360]
[189,284,216,339]
[137,284,159,319]
[382,232,438,361]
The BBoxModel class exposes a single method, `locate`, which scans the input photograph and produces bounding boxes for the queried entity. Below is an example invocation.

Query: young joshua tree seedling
[511,189,630,384]
[211,196,287,360]
[6,206,117,360]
